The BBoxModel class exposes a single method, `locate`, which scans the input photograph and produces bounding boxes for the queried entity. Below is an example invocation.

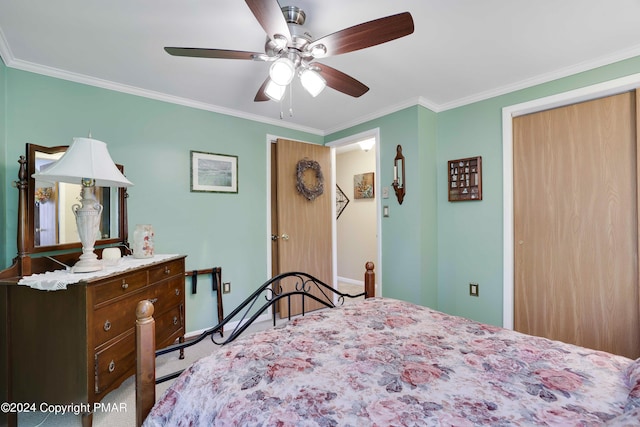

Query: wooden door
[513,91,640,359]
[272,138,333,316]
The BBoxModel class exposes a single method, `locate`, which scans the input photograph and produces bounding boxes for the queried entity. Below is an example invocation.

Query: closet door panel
[514,91,639,359]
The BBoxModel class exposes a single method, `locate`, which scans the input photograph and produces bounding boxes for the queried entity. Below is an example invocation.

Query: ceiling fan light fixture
[310,44,327,58]
[272,35,288,51]
[269,57,295,86]
[300,68,326,97]
[264,79,286,101]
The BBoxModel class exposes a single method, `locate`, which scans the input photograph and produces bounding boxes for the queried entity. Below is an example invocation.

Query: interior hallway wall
[336,146,377,282]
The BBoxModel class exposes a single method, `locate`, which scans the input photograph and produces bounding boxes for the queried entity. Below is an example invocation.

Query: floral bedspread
[145,298,640,426]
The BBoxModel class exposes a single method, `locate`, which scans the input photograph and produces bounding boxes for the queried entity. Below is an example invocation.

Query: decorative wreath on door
[296,158,324,201]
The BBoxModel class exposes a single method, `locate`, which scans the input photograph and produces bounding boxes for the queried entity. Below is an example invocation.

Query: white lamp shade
[269,57,295,86]
[265,79,287,101]
[32,137,133,187]
[300,69,326,97]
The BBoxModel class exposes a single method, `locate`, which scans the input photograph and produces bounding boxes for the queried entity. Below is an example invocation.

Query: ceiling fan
[164,0,414,103]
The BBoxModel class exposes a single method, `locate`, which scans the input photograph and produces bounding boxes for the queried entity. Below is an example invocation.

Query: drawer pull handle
[148,298,158,304]
[108,360,115,373]
[175,289,180,296]
[121,281,129,290]
[164,267,171,275]
[173,316,178,325]
[103,320,111,331]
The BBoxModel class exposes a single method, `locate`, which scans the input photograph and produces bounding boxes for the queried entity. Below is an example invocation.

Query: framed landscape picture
[190,150,238,193]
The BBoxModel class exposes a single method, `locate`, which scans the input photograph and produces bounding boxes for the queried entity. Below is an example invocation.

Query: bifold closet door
[514,90,640,359]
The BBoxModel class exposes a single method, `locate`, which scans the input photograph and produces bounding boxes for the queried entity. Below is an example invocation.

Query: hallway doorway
[327,129,382,297]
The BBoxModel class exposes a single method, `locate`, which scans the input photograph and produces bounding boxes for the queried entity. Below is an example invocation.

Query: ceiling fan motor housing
[265,6,314,57]
[282,6,305,25]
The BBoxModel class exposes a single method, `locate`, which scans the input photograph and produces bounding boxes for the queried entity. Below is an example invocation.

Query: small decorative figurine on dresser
[133,224,155,258]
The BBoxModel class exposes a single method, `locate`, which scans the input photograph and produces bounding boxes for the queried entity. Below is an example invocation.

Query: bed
[136,267,640,426]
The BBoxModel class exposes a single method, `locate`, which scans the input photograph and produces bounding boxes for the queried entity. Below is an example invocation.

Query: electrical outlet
[469,283,479,297]
[223,282,231,294]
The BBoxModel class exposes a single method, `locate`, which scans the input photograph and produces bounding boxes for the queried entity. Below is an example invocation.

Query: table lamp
[32,137,134,273]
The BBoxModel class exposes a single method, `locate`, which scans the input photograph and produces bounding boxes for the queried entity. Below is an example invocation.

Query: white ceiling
[1,0,640,135]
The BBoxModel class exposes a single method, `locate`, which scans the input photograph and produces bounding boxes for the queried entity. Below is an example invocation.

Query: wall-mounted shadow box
[448,156,482,201]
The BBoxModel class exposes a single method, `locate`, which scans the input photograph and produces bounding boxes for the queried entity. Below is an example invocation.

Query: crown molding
[436,43,640,112]
[3,25,640,137]
[0,26,13,66]
[0,42,324,136]
[324,97,426,135]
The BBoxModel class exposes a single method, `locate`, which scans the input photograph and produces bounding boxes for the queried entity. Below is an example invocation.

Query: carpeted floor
[338,281,364,303]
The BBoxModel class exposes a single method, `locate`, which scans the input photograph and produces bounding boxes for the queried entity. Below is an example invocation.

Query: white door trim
[502,72,640,329]
[326,128,382,296]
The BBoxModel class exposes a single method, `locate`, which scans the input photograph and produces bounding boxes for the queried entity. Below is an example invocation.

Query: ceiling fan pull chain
[289,82,294,117]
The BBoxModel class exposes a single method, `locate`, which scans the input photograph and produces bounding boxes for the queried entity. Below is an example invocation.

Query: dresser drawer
[93,288,155,346]
[155,304,184,348]
[152,275,184,315]
[93,270,148,306]
[94,330,135,395]
[148,259,184,283]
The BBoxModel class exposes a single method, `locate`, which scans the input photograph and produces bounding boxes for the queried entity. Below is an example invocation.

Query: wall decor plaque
[448,156,482,201]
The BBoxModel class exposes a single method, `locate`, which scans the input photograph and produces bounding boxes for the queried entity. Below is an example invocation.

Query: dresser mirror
[26,143,127,254]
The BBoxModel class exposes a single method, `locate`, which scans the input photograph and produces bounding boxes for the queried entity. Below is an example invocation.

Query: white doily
[18,254,181,291]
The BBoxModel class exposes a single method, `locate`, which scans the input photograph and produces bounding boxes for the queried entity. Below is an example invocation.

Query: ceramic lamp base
[72,258,103,273]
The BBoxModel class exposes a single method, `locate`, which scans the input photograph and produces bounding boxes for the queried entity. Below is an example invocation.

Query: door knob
[271,233,290,241]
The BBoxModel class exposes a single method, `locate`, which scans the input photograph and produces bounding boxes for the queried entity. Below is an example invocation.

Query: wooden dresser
[5,254,186,426]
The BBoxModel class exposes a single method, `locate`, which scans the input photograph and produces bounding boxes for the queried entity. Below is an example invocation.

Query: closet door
[513,91,640,359]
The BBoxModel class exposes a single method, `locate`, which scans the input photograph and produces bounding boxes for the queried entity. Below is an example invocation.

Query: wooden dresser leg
[179,336,185,359]
[81,411,93,427]
[7,412,17,427]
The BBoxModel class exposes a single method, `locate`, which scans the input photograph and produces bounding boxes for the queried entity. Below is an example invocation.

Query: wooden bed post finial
[136,300,156,427]
[364,261,375,298]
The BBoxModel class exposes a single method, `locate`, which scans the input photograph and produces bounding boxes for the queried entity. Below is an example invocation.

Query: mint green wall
[437,55,640,326]
[328,56,640,327]
[327,106,439,307]
[0,57,6,265]
[1,68,321,332]
[418,106,438,307]
[4,54,640,332]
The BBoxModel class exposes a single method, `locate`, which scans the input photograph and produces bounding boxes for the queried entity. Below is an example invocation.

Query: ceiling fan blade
[308,12,414,57]
[312,63,369,98]
[164,47,262,60]
[254,77,270,102]
[245,0,291,42]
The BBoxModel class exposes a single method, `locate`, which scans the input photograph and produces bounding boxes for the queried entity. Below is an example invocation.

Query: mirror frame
[26,143,128,254]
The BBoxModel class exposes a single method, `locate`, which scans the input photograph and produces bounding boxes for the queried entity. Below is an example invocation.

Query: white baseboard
[337,276,364,286]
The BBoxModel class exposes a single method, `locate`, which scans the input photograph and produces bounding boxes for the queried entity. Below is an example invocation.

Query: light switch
[383,205,389,217]
[469,283,479,297]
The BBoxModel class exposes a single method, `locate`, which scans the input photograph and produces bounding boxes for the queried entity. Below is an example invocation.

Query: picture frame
[190,150,238,193]
[354,172,375,199]
[336,184,350,219]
